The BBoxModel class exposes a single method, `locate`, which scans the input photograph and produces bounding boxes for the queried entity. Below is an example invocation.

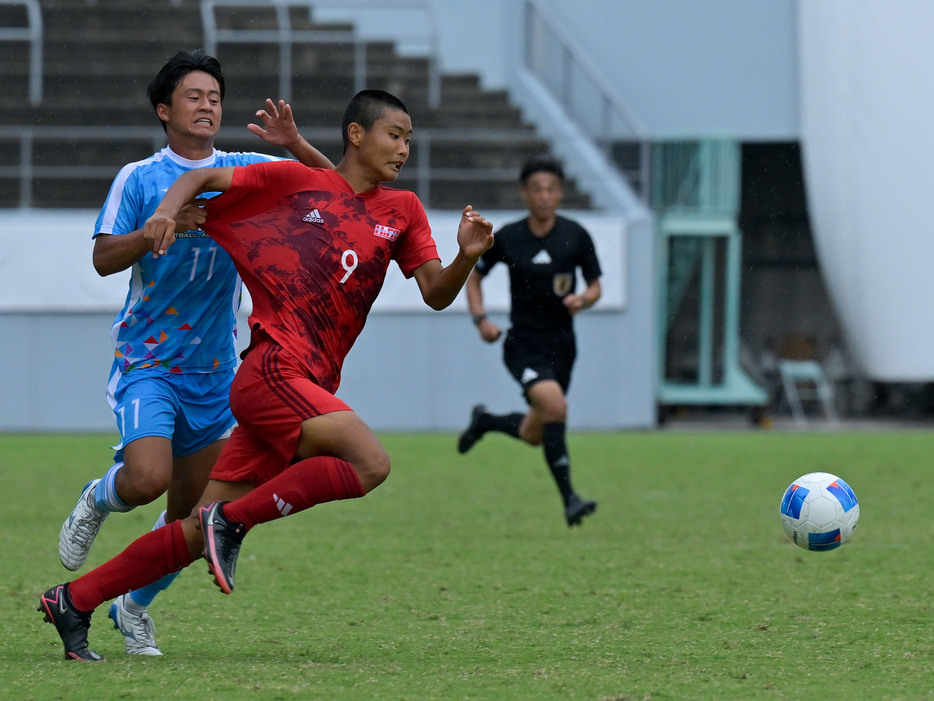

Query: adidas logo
[303,208,324,224]
[532,249,552,264]
[521,367,539,384]
[273,493,293,516]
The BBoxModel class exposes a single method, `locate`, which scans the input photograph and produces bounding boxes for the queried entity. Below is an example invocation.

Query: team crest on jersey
[553,273,573,297]
[303,208,324,224]
[373,224,400,241]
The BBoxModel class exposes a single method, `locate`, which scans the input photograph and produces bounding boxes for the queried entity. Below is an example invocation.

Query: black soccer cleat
[38,584,104,661]
[565,495,597,527]
[457,404,487,454]
[199,501,246,595]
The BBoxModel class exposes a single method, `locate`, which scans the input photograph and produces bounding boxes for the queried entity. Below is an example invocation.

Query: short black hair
[340,89,409,153]
[147,49,225,132]
[520,154,565,185]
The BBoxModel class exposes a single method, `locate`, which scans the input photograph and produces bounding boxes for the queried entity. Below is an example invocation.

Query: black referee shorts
[503,331,576,399]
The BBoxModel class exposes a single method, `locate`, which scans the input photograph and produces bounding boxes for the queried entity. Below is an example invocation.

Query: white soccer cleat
[58,479,109,571]
[109,594,162,656]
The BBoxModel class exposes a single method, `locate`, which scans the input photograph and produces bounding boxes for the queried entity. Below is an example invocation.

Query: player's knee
[356,450,391,493]
[115,464,170,505]
[541,398,568,423]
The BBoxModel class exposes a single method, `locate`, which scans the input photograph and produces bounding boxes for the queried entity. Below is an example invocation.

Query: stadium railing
[0,125,536,209]
[0,0,42,104]
[522,0,649,198]
[201,0,441,108]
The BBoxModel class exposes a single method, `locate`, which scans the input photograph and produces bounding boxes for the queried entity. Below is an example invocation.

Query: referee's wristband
[472,314,487,326]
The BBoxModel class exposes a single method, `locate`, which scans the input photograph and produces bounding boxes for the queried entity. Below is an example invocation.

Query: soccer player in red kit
[37,89,494,661]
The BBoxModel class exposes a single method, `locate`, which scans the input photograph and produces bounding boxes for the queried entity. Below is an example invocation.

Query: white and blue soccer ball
[780,472,859,551]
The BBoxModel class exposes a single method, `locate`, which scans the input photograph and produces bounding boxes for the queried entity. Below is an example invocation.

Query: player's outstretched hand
[248,99,299,147]
[143,211,178,258]
[457,205,494,260]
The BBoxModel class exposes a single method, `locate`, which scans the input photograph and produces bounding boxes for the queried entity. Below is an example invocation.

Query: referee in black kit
[458,154,602,527]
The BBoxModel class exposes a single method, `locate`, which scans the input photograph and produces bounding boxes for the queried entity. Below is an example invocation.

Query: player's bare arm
[248,98,335,169]
[563,279,602,315]
[143,166,235,257]
[413,205,494,310]
[465,269,503,343]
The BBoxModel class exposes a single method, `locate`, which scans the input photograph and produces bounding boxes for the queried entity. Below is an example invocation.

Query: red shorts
[210,338,351,486]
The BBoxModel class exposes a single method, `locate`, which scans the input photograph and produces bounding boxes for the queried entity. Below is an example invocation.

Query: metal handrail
[0,124,538,209]
[522,0,649,195]
[201,0,441,107]
[0,126,167,208]
[0,0,42,104]
[307,0,440,106]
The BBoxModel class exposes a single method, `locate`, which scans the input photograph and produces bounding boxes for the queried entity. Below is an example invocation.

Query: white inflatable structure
[799,0,934,380]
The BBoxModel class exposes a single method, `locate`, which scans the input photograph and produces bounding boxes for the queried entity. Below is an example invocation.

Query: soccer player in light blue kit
[58,49,334,655]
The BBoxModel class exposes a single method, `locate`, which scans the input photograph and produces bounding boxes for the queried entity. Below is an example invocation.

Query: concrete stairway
[0,0,591,210]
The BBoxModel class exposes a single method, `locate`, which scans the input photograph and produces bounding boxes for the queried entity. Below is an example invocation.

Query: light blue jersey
[96,146,282,375]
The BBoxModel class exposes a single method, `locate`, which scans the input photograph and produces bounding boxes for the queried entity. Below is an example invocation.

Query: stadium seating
[0,0,591,210]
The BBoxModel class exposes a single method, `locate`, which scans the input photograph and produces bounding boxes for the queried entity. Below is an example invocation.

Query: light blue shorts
[107,365,236,460]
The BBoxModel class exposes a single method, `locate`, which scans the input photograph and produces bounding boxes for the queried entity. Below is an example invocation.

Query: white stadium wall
[0,210,656,432]
[799,0,934,381]
[325,0,799,139]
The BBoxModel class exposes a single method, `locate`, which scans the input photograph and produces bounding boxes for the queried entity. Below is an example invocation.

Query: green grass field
[2,429,933,700]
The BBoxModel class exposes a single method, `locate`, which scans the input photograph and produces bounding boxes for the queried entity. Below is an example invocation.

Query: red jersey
[203,162,439,392]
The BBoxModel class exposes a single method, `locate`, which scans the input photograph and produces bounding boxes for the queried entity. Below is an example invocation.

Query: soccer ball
[779,472,859,551]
